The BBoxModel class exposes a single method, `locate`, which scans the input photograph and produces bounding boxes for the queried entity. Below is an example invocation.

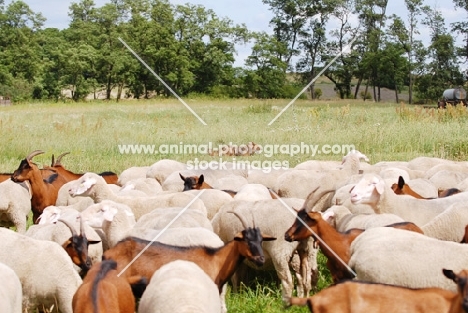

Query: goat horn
[26,150,45,161]
[227,210,250,229]
[58,218,78,237]
[54,152,70,166]
[79,215,87,239]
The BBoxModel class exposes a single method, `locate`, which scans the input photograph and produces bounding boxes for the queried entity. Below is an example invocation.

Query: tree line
[0,0,466,103]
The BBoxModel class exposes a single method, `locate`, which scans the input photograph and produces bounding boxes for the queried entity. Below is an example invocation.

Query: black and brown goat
[11,150,66,223]
[103,211,276,294]
[46,152,119,184]
[179,173,238,197]
[59,217,101,277]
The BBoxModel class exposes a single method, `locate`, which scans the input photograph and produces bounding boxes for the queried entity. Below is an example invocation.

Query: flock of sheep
[2,149,468,312]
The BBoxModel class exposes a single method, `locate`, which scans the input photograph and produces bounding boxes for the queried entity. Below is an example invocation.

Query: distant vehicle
[437,87,467,108]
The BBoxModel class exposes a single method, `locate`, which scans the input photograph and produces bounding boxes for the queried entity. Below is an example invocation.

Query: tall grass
[2,98,468,312]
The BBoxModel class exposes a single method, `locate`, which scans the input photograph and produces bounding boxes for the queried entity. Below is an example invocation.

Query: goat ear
[261,234,277,241]
[398,176,405,189]
[198,174,204,184]
[88,240,101,246]
[442,269,457,281]
[62,239,73,249]
[179,173,185,181]
[233,232,244,241]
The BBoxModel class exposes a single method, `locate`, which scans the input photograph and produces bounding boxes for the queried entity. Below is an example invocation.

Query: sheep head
[69,172,100,197]
[349,174,385,206]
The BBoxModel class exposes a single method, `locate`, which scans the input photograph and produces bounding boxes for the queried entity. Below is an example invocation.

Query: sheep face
[235,227,276,267]
[69,173,99,197]
[285,209,321,242]
[349,175,385,205]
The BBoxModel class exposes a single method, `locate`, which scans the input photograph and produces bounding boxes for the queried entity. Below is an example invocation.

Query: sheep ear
[322,210,335,223]
[375,179,385,195]
[102,205,118,222]
[75,176,97,195]
[442,269,456,281]
[349,185,355,193]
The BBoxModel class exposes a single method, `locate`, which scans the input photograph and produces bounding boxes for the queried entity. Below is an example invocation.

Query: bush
[359,90,372,100]
[314,88,322,99]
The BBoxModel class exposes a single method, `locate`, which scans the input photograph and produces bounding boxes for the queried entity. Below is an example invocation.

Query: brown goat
[59,218,101,277]
[392,176,461,199]
[103,212,276,294]
[72,259,146,313]
[46,152,119,184]
[179,173,238,197]
[11,150,66,223]
[285,209,424,283]
[286,268,468,313]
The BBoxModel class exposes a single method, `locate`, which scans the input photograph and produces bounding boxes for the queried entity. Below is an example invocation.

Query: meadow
[2,97,468,312]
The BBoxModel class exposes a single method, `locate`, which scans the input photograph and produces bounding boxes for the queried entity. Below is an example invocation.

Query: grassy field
[2,98,468,312]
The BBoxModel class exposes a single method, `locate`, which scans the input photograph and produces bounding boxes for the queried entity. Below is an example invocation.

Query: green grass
[3,98,468,312]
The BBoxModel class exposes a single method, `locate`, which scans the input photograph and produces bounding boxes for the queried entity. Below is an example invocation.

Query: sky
[5,0,467,67]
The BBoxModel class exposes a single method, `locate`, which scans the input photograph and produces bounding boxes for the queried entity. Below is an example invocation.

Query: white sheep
[233,183,274,201]
[133,206,213,231]
[246,168,289,191]
[68,172,207,220]
[119,177,163,196]
[117,166,151,186]
[424,162,468,179]
[276,150,368,206]
[0,228,82,313]
[322,205,406,232]
[145,159,188,184]
[80,200,136,249]
[186,189,233,220]
[420,202,468,242]
[428,169,468,191]
[349,173,468,226]
[0,262,22,313]
[0,179,31,233]
[406,156,457,172]
[56,180,94,211]
[211,198,318,298]
[129,226,225,248]
[138,260,221,313]
[211,174,248,191]
[349,226,468,293]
